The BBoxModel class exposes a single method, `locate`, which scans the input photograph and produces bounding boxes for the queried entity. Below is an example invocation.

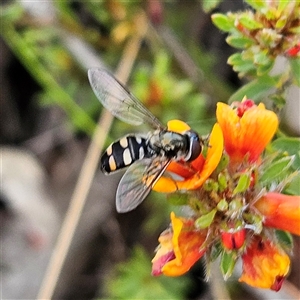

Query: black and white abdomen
[101,135,149,174]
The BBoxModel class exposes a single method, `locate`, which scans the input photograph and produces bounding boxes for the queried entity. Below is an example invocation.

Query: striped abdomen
[101,135,149,174]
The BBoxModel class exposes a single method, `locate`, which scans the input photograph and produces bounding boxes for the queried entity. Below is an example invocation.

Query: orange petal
[255,192,300,235]
[162,212,206,276]
[216,102,278,163]
[239,236,290,291]
[153,123,223,192]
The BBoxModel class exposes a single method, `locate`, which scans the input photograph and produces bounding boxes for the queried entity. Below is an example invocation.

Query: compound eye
[185,131,202,162]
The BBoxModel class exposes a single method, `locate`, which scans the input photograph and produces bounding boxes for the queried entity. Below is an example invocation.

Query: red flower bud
[286,42,300,57]
[221,228,246,250]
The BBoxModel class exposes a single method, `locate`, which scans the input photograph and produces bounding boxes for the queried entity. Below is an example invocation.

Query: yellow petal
[167,119,191,132]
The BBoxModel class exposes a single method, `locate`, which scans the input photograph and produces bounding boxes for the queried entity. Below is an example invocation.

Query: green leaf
[275,16,288,29]
[271,137,300,169]
[227,52,243,65]
[220,251,237,280]
[290,58,300,86]
[284,173,300,195]
[239,15,263,30]
[244,0,267,10]
[233,63,256,75]
[253,51,272,65]
[257,60,274,76]
[228,53,256,74]
[215,154,229,173]
[228,75,277,103]
[211,13,234,32]
[201,0,222,12]
[226,36,254,49]
[233,173,251,195]
[275,230,293,253]
[195,209,217,229]
[260,156,295,184]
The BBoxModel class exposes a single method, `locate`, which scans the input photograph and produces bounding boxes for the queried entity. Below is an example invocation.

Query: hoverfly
[88,68,202,213]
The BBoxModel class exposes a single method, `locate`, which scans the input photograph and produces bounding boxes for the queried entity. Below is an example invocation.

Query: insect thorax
[148,130,189,160]
[101,135,150,174]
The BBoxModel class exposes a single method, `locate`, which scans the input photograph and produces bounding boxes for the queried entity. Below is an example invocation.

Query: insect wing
[116,157,171,213]
[88,68,163,128]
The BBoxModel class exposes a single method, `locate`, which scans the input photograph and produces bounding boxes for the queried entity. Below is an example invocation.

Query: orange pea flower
[152,212,207,276]
[239,236,290,291]
[152,122,224,192]
[216,100,278,164]
[255,192,300,235]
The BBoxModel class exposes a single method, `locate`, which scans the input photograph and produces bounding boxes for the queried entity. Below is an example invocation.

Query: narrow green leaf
[226,36,254,49]
[227,52,243,64]
[228,76,277,103]
[239,15,263,30]
[220,251,236,280]
[275,16,288,29]
[233,173,251,195]
[232,63,256,75]
[275,230,293,253]
[195,209,217,229]
[257,60,274,76]
[215,155,229,173]
[211,13,234,32]
[260,156,295,184]
[228,53,256,75]
[271,137,300,169]
[284,173,300,195]
[253,51,271,65]
[228,52,258,74]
